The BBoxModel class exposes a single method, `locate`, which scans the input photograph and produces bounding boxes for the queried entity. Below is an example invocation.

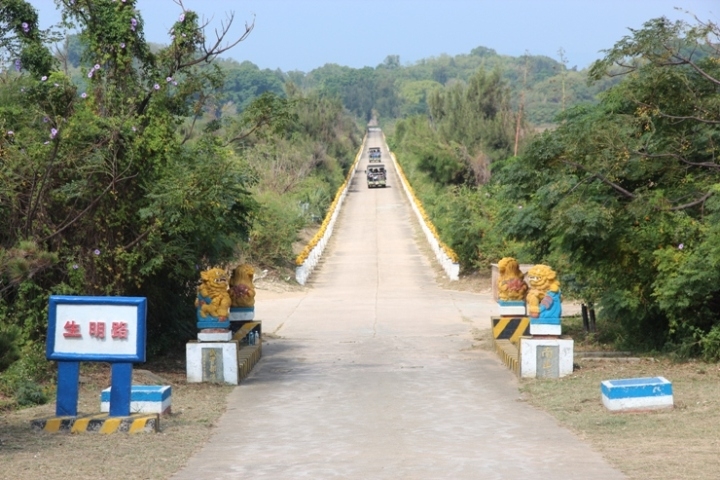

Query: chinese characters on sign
[537,345,559,378]
[63,320,129,340]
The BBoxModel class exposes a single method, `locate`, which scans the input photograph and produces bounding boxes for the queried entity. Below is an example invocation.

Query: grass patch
[520,358,720,479]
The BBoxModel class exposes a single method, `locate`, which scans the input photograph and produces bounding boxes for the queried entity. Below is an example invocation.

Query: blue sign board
[46,296,147,417]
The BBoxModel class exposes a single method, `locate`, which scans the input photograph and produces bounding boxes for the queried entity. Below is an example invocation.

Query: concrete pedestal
[519,337,574,378]
[186,340,240,384]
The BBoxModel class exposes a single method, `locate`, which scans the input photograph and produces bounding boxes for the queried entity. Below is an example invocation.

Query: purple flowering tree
[0,0,257,356]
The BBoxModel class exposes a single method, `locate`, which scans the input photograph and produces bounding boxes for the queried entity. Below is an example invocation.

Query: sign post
[46,296,147,417]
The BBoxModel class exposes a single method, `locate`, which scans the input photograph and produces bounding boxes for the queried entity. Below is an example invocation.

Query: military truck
[366,164,387,188]
[368,147,381,162]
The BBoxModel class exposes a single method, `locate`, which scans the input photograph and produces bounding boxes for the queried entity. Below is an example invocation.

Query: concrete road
[171,131,625,479]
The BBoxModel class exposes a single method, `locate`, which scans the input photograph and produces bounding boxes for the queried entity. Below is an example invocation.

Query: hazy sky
[29,0,718,72]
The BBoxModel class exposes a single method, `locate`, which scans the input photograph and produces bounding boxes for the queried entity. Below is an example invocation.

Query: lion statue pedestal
[186,266,262,385]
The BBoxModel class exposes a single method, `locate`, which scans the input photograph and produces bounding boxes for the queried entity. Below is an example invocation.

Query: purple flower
[93,249,101,256]
[21,22,29,33]
[72,264,79,270]
[153,83,160,90]
[41,76,47,81]
[166,76,173,82]
[14,59,21,71]
[50,128,58,139]
[81,92,87,98]
[43,117,49,123]
[7,131,14,136]
[120,42,126,48]
[179,13,185,22]
[130,18,137,31]
[678,243,684,250]
[94,64,100,70]
[43,141,49,145]
[131,126,137,132]
[88,71,93,78]
[173,81,178,86]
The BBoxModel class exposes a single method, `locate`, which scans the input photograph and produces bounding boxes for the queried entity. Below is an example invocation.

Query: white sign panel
[53,304,139,356]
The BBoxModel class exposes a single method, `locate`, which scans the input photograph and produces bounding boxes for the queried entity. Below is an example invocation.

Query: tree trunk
[581,304,590,333]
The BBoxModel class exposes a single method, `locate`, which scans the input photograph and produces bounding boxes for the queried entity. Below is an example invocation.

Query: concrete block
[520,337,574,378]
[498,301,526,316]
[198,331,232,342]
[186,340,239,384]
[529,323,562,336]
[101,385,172,415]
[601,377,674,412]
[229,307,254,321]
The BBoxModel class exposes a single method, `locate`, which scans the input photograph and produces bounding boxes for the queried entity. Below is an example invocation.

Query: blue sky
[30,0,718,72]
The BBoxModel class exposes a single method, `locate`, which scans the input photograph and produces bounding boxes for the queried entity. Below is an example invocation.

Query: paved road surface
[172,131,625,479]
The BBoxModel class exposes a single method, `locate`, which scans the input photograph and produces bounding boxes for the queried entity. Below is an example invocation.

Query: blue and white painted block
[229,307,254,322]
[529,318,561,336]
[601,377,673,412]
[498,300,526,316]
[101,385,172,415]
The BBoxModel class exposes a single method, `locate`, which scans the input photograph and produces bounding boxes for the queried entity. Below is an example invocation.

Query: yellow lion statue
[526,264,561,319]
[195,267,231,321]
[497,257,528,301]
[229,264,256,308]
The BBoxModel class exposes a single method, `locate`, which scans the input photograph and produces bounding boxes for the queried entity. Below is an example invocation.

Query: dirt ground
[0,359,233,480]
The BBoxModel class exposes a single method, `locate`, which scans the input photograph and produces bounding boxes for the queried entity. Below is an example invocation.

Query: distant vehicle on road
[366,164,387,188]
[369,147,381,162]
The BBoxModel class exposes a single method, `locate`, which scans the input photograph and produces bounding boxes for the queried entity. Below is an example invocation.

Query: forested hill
[296,47,620,126]
[62,33,613,127]
[214,47,619,127]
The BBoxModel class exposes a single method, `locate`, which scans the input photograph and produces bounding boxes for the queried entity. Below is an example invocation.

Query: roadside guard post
[46,295,147,417]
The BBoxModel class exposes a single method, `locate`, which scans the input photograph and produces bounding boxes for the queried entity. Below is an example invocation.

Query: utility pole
[514,53,529,157]
[558,47,568,113]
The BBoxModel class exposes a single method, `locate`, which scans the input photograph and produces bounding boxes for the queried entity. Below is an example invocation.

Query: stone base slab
[499,305,527,316]
[529,323,562,336]
[198,331,232,342]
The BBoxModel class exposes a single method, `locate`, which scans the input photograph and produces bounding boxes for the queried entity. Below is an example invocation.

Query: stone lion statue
[229,264,256,308]
[195,267,231,321]
[497,257,528,301]
[526,264,561,319]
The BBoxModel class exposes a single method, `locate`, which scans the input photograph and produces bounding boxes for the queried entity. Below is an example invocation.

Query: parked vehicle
[366,164,387,188]
[369,147,381,162]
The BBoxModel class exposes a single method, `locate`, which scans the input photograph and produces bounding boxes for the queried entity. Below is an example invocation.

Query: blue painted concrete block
[601,376,673,412]
[101,385,172,415]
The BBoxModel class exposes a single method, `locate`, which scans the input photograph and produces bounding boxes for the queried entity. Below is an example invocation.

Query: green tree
[0,0,257,356]
[495,16,720,354]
